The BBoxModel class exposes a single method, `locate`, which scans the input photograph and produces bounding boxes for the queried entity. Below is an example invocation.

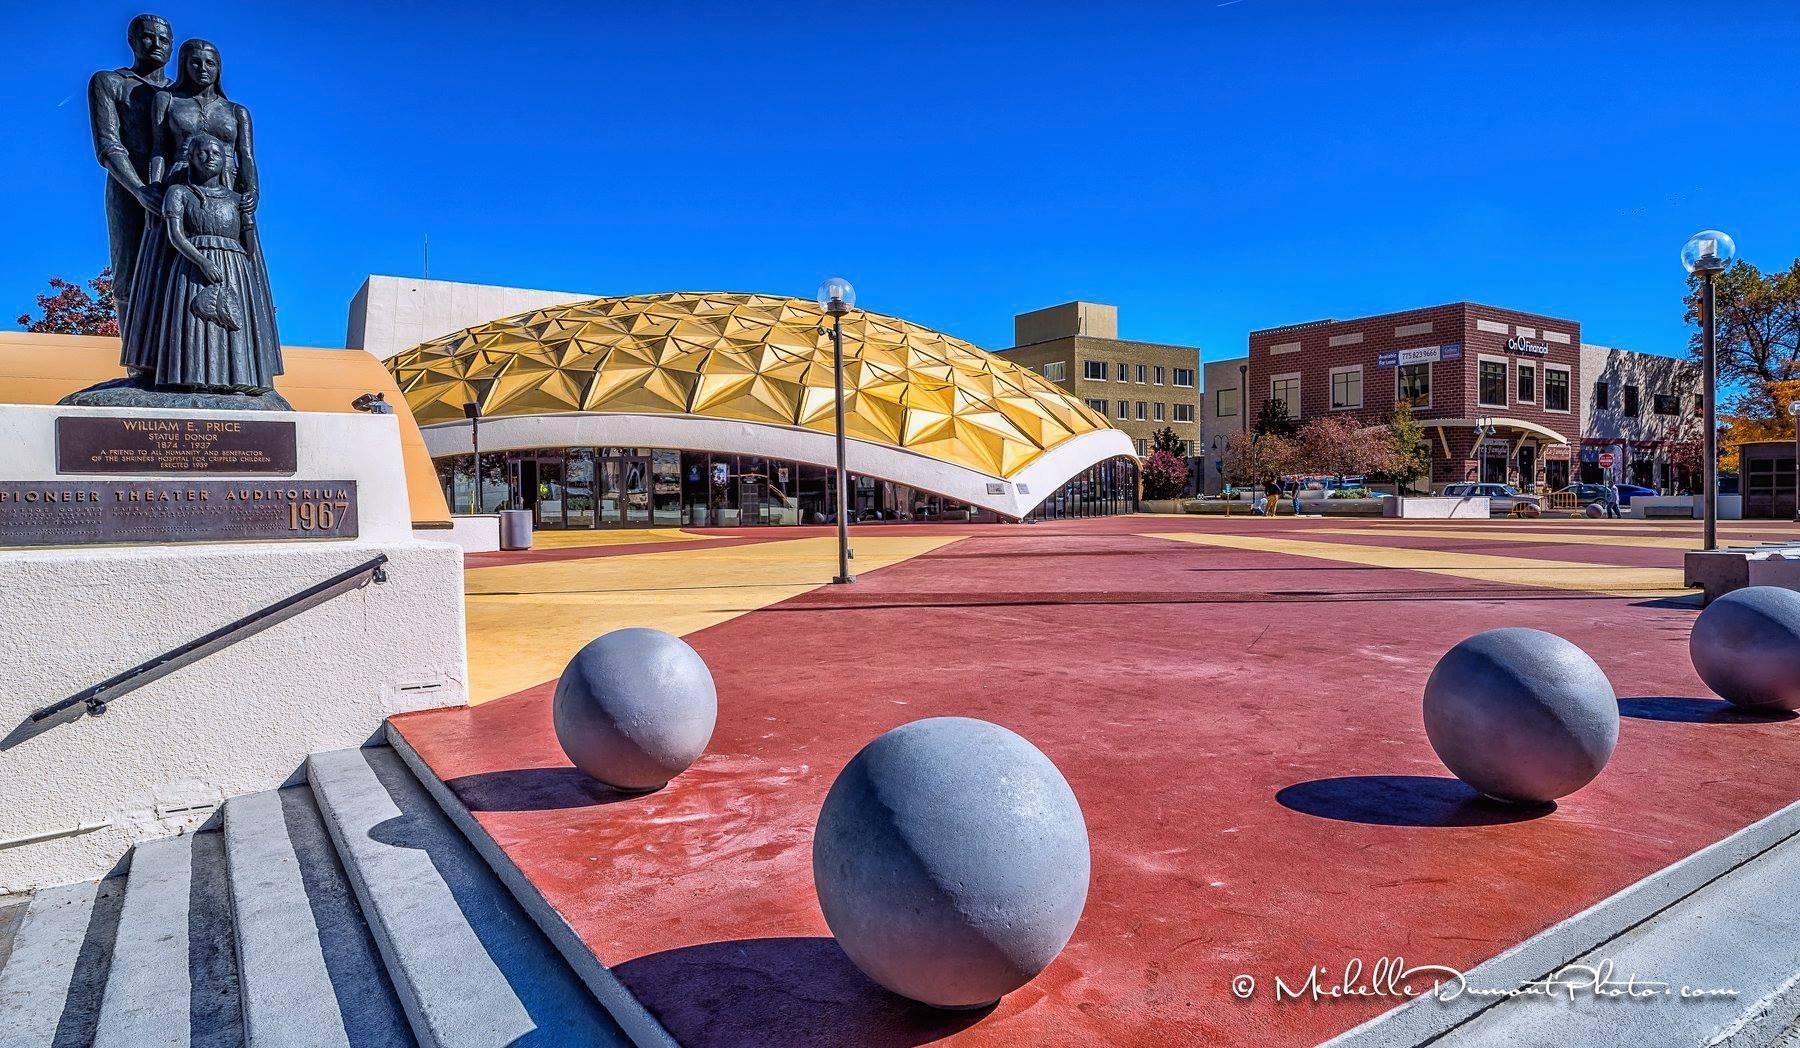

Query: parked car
[1557,482,1614,507]
[1614,483,1657,506]
[1441,483,1543,515]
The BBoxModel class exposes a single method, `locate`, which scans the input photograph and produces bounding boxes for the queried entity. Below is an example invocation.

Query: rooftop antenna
[423,234,430,279]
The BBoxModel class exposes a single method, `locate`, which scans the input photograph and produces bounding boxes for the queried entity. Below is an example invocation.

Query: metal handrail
[11,554,390,743]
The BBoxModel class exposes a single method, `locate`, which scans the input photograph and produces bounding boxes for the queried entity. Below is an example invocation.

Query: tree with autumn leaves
[1683,258,1800,472]
[17,269,119,336]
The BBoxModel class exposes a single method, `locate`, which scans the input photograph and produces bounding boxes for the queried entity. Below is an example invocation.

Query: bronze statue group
[86,13,282,400]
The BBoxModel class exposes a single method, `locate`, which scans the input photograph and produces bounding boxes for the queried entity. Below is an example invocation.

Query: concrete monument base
[0,405,467,891]
[1384,496,1491,518]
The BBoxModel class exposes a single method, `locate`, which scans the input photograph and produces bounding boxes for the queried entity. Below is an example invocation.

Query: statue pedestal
[0,404,468,891]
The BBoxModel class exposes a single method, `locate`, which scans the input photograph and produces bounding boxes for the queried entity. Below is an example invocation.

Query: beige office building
[995,302,1202,457]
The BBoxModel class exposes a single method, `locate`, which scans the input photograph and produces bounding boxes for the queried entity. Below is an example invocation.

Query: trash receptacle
[500,510,534,550]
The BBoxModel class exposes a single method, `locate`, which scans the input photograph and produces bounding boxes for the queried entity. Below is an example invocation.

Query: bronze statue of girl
[120,132,282,392]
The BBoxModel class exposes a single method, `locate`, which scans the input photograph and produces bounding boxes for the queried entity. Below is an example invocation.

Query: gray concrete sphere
[1583,502,1605,518]
[812,717,1089,1010]
[1691,586,1800,711]
[1423,628,1619,804]
[552,628,717,792]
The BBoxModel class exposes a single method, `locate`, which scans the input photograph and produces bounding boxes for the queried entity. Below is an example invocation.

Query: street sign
[1598,452,1616,468]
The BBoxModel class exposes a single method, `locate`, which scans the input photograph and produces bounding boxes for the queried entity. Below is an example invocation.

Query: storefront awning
[1427,418,1572,445]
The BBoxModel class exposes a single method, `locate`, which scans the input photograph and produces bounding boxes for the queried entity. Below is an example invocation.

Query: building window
[1154,402,1166,422]
[1135,401,1147,421]
[1154,366,1165,385]
[1398,363,1431,409]
[1329,366,1363,410]
[1173,367,1196,387]
[1214,388,1238,417]
[1117,400,1130,420]
[1270,373,1301,419]
[1545,367,1570,412]
[1135,364,1148,384]
[1134,438,1148,455]
[1042,361,1066,382]
[1083,360,1108,381]
[1479,359,1507,407]
[1622,385,1639,416]
[1593,380,1609,409]
[1116,362,1130,382]
[1173,403,1194,423]
[1653,393,1681,415]
[1517,363,1536,403]
[1085,398,1109,415]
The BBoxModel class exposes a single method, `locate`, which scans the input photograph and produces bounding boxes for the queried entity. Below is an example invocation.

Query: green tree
[1684,258,1800,418]
[1374,401,1431,494]
[1253,397,1298,439]
[1150,425,1187,457]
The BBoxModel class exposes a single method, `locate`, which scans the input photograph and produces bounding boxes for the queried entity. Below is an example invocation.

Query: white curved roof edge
[1426,417,1573,444]
[418,412,1138,518]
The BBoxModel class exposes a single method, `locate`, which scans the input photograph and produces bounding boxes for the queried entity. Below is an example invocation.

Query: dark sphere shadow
[444,767,657,812]
[1276,775,1555,827]
[611,936,994,1048]
[1619,696,1798,725]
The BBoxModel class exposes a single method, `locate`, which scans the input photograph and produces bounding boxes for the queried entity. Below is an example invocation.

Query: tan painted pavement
[463,533,962,703]
[1306,526,1706,551]
[1145,530,1691,596]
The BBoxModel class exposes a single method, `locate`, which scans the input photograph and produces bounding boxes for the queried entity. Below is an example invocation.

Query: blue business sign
[1376,342,1463,367]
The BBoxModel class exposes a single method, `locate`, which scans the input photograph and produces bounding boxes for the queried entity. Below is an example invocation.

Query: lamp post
[818,277,856,584]
[1790,402,1799,523]
[463,400,482,514]
[1238,363,1248,435]
[1682,230,1735,551]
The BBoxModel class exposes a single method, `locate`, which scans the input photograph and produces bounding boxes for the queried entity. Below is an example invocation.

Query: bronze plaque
[0,481,358,548]
[56,416,297,475]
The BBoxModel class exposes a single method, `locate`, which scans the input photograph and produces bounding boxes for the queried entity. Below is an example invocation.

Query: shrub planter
[1138,499,1187,514]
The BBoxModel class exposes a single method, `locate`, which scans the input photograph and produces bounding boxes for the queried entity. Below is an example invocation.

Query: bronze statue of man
[88,13,172,327]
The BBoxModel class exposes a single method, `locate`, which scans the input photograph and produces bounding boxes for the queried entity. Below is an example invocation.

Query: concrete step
[93,829,243,1048]
[0,876,124,1048]
[1433,827,1800,1048]
[223,787,414,1048]
[306,746,629,1048]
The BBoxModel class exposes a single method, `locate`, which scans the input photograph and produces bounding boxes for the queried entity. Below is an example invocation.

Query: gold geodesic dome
[386,291,1115,478]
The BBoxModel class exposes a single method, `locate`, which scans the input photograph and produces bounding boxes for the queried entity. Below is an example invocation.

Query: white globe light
[1681,230,1736,274]
[817,276,856,315]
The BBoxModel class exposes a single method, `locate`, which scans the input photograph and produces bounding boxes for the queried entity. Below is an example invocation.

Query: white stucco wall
[0,407,467,891]
[345,275,595,361]
[422,412,1137,519]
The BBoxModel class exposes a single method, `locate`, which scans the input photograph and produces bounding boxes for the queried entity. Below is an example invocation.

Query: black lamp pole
[827,301,854,584]
[462,401,482,515]
[1701,269,1718,551]
[1238,362,1248,435]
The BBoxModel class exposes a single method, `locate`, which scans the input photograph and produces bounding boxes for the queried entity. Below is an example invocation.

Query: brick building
[1244,303,1584,489]
[995,302,1202,458]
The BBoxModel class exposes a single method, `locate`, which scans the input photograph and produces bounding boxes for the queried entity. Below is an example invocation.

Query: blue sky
[7,1,1798,363]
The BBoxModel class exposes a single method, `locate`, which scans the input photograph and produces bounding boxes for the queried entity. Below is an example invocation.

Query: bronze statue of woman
[111,38,284,402]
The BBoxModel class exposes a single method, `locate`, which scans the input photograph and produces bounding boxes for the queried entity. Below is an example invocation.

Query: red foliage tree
[1141,449,1190,499]
[17,269,118,336]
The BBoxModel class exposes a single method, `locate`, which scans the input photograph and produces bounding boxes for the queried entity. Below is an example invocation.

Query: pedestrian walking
[1264,479,1281,517]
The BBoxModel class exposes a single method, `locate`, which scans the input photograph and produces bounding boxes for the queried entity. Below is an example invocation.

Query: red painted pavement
[392,516,1800,1047]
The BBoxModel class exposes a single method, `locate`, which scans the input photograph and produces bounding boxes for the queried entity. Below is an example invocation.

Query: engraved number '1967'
[288,500,350,531]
